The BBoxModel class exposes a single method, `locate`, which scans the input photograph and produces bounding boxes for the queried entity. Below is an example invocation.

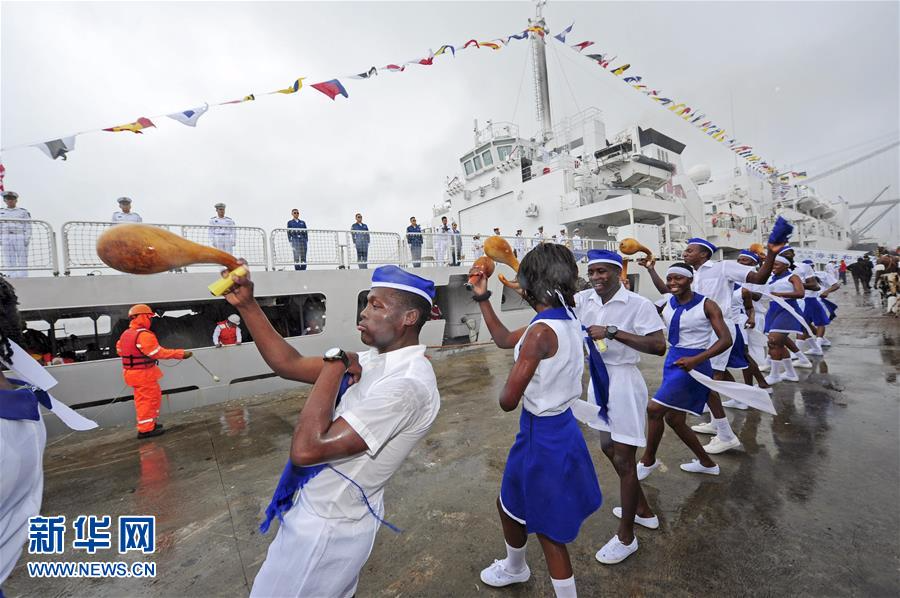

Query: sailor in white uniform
[434,216,450,266]
[0,192,32,278]
[574,250,666,564]
[208,202,236,254]
[641,237,783,455]
[111,197,143,223]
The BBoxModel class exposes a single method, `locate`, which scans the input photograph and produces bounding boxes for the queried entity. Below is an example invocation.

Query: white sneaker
[804,341,824,356]
[759,360,771,372]
[721,398,749,410]
[781,370,800,382]
[704,435,741,454]
[637,460,659,481]
[595,534,639,564]
[480,559,531,587]
[756,385,775,394]
[680,459,720,475]
[793,354,813,368]
[764,372,782,385]
[691,421,717,435]
[613,507,660,530]
[820,337,832,347]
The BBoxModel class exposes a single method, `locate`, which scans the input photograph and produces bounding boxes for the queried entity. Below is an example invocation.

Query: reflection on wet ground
[5,293,899,596]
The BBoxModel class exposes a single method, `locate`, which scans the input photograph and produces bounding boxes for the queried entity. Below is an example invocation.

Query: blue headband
[778,245,793,255]
[687,237,717,255]
[371,265,436,305]
[802,259,813,265]
[587,249,623,267]
[739,249,760,263]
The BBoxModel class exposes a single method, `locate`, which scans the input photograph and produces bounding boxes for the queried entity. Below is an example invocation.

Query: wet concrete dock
[4,293,899,597]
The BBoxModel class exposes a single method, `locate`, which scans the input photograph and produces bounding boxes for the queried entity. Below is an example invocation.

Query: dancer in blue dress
[763,255,806,384]
[468,243,601,598]
[640,263,733,477]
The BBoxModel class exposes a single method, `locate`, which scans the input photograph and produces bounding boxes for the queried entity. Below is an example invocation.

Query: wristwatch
[323,347,350,369]
[605,325,619,340]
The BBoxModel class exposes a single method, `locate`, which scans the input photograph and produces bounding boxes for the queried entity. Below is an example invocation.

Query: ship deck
[4,294,899,597]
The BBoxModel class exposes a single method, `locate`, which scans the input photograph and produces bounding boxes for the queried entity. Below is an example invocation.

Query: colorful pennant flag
[349,67,378,79]
[276,77,305,94]
[506,31,529,42]
[463,39,480,49]
[526,26,546,37]
[383,64,405,72]
[554,23,575,43]
[611,63,631,75]
[572,41,594,52]
[103,117,155,134]
[479,41,501,50]
[0,162,5,192]
[167,103,209,127]
[35,136,76,160]
[221,94,255,105]
[434,44,456,57]
[311,79,349,100]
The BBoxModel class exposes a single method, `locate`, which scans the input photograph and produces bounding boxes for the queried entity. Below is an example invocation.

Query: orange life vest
[119,328,157,369]
[217,322,238,345]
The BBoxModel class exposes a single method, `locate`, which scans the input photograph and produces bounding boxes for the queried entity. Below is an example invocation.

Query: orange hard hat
[128,304,155,318]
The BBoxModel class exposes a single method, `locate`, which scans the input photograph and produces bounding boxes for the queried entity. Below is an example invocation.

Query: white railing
[405,232,615,268]
[270,229,402,270]
[61,221,268,274]
[0,219,59,276]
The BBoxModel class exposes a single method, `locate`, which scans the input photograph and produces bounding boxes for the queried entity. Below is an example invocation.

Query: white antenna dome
[687,164,712,185]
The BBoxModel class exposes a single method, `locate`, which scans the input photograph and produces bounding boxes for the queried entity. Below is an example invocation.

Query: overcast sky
[2,1,898,241]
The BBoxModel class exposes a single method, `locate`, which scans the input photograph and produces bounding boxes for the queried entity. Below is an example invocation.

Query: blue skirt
[653,347,714,416]
[803,296,830,326]
[764,300,805,333]
[726,323,749,369]
[500,408,601,544]
[821,297,838,321]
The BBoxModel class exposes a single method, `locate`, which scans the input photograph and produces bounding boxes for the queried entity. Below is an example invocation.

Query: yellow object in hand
[208,265,249,296]
[594,338,608,353]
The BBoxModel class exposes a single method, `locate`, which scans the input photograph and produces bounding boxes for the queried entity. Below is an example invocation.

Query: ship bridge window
[481,150,494,167]
[473,154,483,170]
[497,145,513,161]
[464,159,475,176]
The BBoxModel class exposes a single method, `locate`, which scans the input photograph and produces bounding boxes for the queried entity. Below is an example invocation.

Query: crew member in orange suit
[116,304,192,439]
[213,314,242,347]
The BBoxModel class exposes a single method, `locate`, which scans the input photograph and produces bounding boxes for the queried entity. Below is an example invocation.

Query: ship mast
[529,0,553,146]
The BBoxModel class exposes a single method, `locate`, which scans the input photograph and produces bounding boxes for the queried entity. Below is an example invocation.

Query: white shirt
[112,211,143,223]
[513,318,583,416]
[0,207,32,238]
[574,286,663,366]
[532,232,544,248]
[571,234,583,251]
[692,260,754,323]
[815,270,837,295]
[208,216,236,244]
[472,239,483,258]
[795,262,818,297]
[513,235,527,255]
[660,296,714,349]
[303,344,440,520]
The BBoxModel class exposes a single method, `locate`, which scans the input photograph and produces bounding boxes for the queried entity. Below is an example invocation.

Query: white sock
[503,542,527,573]
[810,337,822,351]
[796,338,808,352]
[551,575,577,598]
[782,358,797,377]
[768,359,783,378]
[788,350,799,359]
[713,416,736,441]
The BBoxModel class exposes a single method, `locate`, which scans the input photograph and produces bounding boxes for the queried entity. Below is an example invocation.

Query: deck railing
[0,219,60,276]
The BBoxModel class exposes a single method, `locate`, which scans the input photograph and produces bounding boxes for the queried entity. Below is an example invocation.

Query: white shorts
[587,363,648,447]
[0,417,46,584]
[250,493,381,598]
[710,321,736,372]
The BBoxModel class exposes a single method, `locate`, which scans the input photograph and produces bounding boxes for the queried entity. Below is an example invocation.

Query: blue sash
[532,306,610,423]
[668,293,705,347]
[259,374,400,534]
[0,379,52,422]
